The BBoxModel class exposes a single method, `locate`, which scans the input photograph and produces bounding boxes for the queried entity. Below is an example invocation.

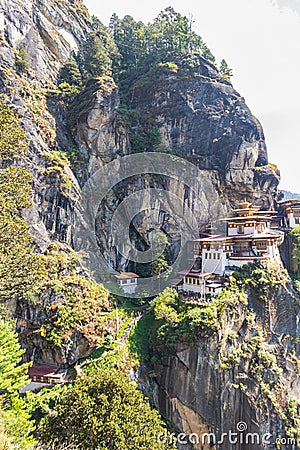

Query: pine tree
[0,319,36,450]
[81,25,119,79]
[58,56,82,86]
[0,320,30,393]
[220,58,233,81]
[0,102,46,301]
[15,44,29,73]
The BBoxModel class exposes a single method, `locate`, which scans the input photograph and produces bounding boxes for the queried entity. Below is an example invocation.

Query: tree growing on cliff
[15,43,29,73]
[39,367,176,449]
[0,319,36,449]
[220,58,233,81]
[80,24,119,79]
[110,7,216,84]
[58,56,82,87]
[0,102,46,301]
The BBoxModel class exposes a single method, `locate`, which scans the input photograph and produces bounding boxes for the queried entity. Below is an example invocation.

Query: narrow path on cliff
[74,312,144,376]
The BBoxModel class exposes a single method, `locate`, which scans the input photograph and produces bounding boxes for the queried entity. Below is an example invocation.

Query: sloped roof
[114,272,140,280]
[28,365,58,377]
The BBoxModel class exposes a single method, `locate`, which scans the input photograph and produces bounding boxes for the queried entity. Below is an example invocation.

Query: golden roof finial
[239,198,252,209]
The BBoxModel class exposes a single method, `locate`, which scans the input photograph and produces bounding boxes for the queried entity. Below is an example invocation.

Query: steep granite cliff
[1,2,298,449]
[150,269,300,449]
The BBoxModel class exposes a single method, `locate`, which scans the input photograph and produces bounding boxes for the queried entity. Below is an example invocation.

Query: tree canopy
[39,367,176,449]
[220,58,233,81]
[110,7,216,74]
[0,319,36,450]
[0,102,46,301]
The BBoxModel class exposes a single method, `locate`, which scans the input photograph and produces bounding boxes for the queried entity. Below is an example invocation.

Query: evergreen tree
[15,43,29,73]
[220,58,233,80]
[110,7,216,85]
[0,319,36,449]
[58,56,82,86]
[0,102,46,301]
[80,24,119,79]
[39,368,176,449]
[0,319,30,393]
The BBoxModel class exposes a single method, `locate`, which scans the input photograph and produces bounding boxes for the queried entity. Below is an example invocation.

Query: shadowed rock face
[129,58,268,174]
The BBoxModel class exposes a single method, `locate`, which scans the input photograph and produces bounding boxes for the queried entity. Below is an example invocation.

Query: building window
[237,225,244,234]
[257,224,264,233]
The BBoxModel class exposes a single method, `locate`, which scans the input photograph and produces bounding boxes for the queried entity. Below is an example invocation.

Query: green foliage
[291,225,300,264]
[25,384,70,426]
[42,150,70,167]
[38,243,112,347]
[151,288,180,325]
[157,61,179,73]
[39,368,176,449]
[80,24,119,80]
[0,102,28,161]
[0,103,46,301]
[150,288,218,344]
[41,149,74,192]
[58,56,82,86]
[1,396,36,450]
[285,398,300,440]
[110,7,216,88]
[219,58,233,81]
[55,23,119,95]
[0,319,30,393]
[128,313,156,364]
[250,349,283,382]
[233,262,288,300]
[108,8,218,155]
[15,44,29,73]
[149,282,248,347]
[148,126,162,148]
[0,319,36,449]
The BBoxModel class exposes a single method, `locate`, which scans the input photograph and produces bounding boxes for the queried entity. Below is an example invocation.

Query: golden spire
[233,199,260,217]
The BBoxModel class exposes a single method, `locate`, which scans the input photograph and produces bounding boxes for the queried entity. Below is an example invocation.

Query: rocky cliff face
[67,65,280,271]
[0,0,89,80]
[152,278,300,450]
[0,0,279,267]
[0,0,91,252]
[1,1,297,447]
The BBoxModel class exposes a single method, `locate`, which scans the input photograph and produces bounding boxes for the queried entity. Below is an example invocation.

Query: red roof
[28,365,58,377]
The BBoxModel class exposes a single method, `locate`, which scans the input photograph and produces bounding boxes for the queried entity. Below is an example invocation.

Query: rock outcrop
[0,0,280,268]
[152,280,300,450]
